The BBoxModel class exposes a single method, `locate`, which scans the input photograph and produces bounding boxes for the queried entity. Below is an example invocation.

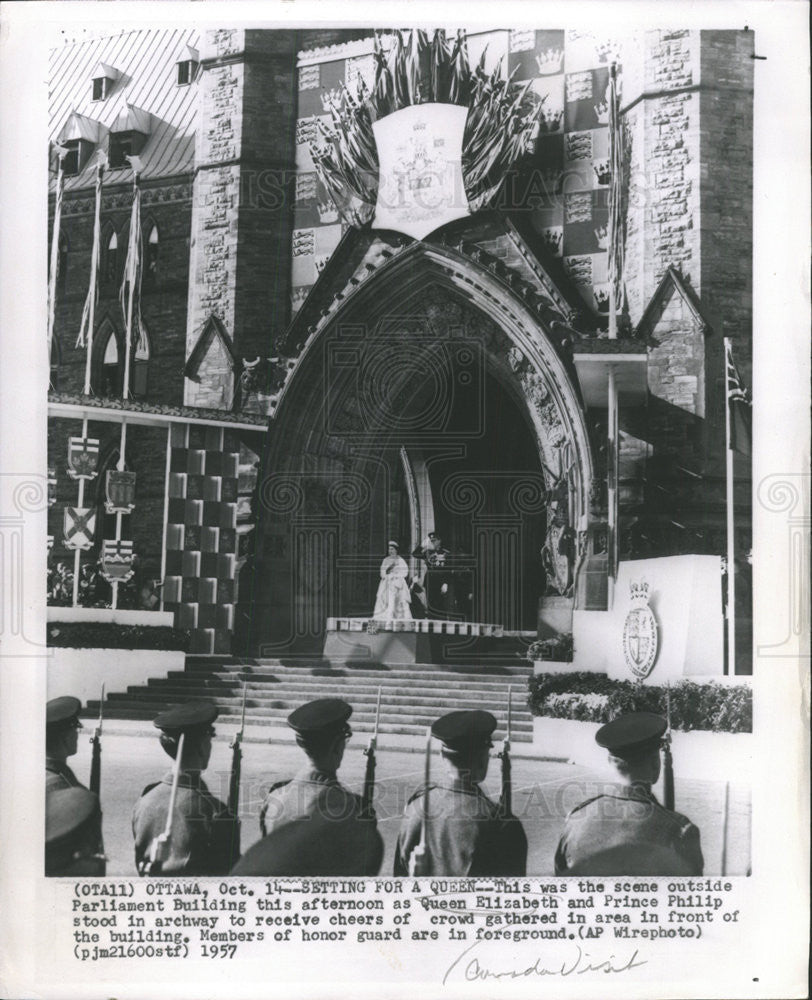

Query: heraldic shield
[105,470,136,514]
[66,437,100,481]
[101,539,135,583]
[63,507,96,551]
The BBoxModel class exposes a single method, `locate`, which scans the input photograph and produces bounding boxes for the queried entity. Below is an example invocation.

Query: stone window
[92,76,110,101]
[62,138,93,177]
[132,325,151,398]
[108,130,147,170]
[99,326,122,397]
[177,59,198,85]
[94,319,151,399]
[144,224,159,289]
[104,230,118,286]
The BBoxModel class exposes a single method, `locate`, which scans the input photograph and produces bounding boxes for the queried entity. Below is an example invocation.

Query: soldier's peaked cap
[153,700,218,733]
[432,710,497,752]
[47,696,82,726]
[596,712,667,758]
[287,698,352,738]
[46,787,99,844]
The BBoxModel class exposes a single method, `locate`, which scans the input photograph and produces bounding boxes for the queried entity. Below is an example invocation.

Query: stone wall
[185,29,297,410]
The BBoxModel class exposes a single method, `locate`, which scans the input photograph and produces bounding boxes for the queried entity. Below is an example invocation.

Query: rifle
[89,682,104,796]
[408,726,432,876]
[720,781,730,876]
[662,683,675,810]
[498,685,513,818]
[228,682,247,816]
[145,732,185,875]
[361,687,381,820]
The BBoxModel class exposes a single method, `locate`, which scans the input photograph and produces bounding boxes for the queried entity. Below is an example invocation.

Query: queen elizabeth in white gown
[372,542,413,620]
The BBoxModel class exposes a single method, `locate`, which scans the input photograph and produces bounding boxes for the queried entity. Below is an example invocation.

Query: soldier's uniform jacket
[132,771,240,876]
[239,767,383,876]
[554,786,704,876]
[46,757,82,792]
[394,780,528,877]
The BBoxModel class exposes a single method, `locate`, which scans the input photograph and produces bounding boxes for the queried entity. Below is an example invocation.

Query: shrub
[47,621,190,651]
[527,671,752,733]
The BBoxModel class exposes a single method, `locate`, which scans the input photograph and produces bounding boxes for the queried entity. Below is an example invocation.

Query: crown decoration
[594,224,609,250]
[594,96,609,125]
[543,228,563,254]
[538,108,563,134]
[309,29,540,227]
[593,159,611,185]
[315,256,328,274]
[317,199,340,224]
[319,87,343,113]
[291,287,309,309]
[535,47,564,76]
[594,287,610,311]
[629,579,650,604]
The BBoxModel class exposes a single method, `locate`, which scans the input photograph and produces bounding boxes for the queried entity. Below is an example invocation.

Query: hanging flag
[76,157,105,351]
[64,508,96,551]
[66,436,100,481]
[726,340,752,455]
[120,158,146,401]
[105,469,136,514]
[607,61,625,331]
[100,539,135,583]
[47,145,68,361]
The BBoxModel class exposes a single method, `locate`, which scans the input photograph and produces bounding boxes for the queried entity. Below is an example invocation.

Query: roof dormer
[91,62,120,102]
[108,105,152,169]
[176,45,199,86]
[57,112,104,175]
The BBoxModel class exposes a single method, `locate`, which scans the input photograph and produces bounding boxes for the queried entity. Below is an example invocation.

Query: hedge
[47,621,190,652]
[527,671,752,734]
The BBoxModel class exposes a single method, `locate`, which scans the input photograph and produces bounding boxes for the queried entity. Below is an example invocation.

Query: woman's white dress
[372,555,413,620]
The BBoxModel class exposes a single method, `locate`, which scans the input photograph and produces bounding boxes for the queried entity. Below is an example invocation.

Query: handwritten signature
[443,941,647,985]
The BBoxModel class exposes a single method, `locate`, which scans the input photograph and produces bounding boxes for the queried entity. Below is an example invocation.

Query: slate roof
[49,28,200,191]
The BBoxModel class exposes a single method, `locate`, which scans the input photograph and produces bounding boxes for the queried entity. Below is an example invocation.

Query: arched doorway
[244,244,594,656]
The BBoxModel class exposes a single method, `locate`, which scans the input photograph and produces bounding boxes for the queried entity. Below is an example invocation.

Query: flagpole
[724,337,736,675]
[47,147,67,371]
[81,155,105,395]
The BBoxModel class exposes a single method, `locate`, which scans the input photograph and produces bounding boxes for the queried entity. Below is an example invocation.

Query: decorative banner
[105,469,136,515]
[101,539,135,583]
[372,103,469,240]
[67,437,100,481]
[622,579,659,679]
[63,507,96,551]
[47,467,57,507]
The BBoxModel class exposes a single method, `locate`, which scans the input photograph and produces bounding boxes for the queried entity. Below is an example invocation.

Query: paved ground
[67,726,751,877]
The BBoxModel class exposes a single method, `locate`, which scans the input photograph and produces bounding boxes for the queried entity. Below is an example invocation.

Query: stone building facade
[47,26,753,669]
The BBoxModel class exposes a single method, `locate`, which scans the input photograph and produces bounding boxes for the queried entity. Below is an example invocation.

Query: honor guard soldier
[394,710,528,876]
[46,787,106,876]
[232,698,383,876]
[132,701,240,876]
[46,696,86,791]
[554,712,704,876]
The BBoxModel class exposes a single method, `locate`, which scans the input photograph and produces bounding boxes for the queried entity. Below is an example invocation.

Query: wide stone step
[181,662,533,679]
[157,672,532,695]
[130,683,531,714]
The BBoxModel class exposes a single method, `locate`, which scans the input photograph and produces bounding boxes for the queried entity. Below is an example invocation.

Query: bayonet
[89,682,104,796]
[361,687,382,819]
[146,732,185,874]
[409,726,432,876]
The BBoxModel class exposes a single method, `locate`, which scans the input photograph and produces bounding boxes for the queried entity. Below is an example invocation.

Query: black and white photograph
[0,2,808,998]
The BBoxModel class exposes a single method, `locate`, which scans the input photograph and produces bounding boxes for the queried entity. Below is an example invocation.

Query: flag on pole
[725,339,752,455]
[120,158,146,400]
[48,145,68,360]
[76,157,105,350]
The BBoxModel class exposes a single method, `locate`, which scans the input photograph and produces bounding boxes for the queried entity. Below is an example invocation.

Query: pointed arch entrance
[245,242,595,655]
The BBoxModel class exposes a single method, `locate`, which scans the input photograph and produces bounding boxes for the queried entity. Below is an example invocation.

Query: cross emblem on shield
[63,507,96,550]
[67,437,100,481]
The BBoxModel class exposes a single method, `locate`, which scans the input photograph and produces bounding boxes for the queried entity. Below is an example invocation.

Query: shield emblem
[105,470,136,514]
[47,467,57,507]
[63,507,96,551]
[67,437,100,481]
[100,539,135,583]
[372,103,470,240]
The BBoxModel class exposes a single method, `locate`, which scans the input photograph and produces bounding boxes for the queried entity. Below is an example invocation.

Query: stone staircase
[90,655,535,742]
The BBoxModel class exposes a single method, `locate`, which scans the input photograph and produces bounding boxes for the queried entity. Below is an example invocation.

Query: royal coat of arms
[66,437,99,481]
[622,580,659,679]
